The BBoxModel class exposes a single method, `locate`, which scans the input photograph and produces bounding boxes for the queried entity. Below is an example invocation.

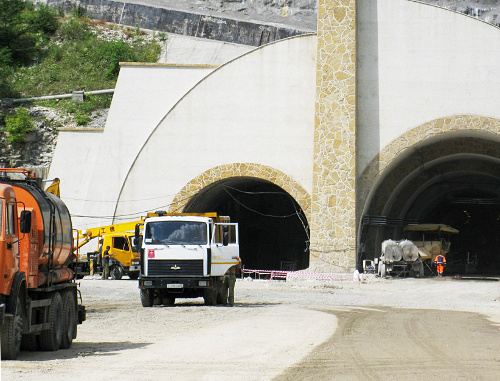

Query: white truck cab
[138,212,239,307]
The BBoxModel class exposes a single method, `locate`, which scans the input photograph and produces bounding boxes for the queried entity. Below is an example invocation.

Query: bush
[4,108,35,144]
[75,112,91,126]
[23,4,59,35]
[57,18,91,41]
[91,40,136,79]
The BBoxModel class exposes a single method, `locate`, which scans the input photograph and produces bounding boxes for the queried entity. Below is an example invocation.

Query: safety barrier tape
[241,268,353,281]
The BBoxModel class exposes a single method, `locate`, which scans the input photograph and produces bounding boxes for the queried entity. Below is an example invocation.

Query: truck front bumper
[139,277,212,289]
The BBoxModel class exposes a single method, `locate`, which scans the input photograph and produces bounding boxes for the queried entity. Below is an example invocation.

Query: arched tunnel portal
[360,132,500,276]
[183,177,310,271]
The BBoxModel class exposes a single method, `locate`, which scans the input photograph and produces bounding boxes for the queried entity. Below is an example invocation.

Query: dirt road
[1,276,499,380]
[276,307,500,380]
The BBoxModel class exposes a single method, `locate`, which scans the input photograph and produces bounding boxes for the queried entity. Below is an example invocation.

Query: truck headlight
[198,281,208,287]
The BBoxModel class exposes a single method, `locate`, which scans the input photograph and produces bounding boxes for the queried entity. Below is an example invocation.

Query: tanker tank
[399,239,419,261]
[9,180,73,269]
[381,239,402,261]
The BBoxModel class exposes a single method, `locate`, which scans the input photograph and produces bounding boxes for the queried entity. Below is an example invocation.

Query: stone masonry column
[310,1,357,272]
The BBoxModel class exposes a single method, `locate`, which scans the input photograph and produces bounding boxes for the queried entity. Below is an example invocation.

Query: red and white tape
[286,272,352,281]
[242,268,352,281]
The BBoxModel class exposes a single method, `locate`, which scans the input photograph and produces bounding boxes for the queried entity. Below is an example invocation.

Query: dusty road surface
[1,275,499,380]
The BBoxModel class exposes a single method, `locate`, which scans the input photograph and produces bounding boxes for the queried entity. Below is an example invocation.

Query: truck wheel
[128,272,139,280]
[418,262,424,278]
[140,289,154,307]
[60,290,77,349]
[1,295,23,360]
[380,263,387,278]
[162,296,175,306]
[21,334,39,351]
[39,292,63,351]
[203,288,217,306]
[216,278,225,305]
[110,265,123,280]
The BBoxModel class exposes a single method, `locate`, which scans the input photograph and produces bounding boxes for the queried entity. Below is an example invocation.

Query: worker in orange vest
[434,254,447,277]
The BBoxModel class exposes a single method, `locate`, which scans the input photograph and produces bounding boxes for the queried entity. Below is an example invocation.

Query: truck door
[210,223,239,276]
[0,199,19,295]
[110,235,132,267]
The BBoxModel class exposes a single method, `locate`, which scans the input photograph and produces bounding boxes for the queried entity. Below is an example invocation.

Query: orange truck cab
[0,168,86,360]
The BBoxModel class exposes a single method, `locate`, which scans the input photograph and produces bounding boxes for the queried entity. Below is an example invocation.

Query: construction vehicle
[74,220,144,280]
[0,168,86,360]
[377,239,424,278]
[376,224,459,278]
[403,224,459,275]
[137,211,240,307]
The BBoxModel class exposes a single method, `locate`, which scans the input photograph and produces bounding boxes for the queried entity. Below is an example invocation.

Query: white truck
[136,212,240,307]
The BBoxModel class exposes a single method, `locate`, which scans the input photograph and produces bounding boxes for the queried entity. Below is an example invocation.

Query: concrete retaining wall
[45,0,308,46]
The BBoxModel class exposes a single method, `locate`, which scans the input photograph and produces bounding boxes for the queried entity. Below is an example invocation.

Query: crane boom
[74,219,144,251]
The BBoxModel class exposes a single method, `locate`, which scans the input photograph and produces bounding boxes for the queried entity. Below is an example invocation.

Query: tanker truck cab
[0,168,86,360]
[138,212,240,307]
[0,185,20,300]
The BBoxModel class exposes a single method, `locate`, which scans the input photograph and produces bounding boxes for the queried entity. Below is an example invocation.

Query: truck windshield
[145,221,207,245]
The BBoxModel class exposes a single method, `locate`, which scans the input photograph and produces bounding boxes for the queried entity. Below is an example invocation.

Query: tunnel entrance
[183,177,309,271]
[360,133,500,276]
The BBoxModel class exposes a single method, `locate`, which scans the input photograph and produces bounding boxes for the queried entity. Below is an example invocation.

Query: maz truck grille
[147,259,204,276]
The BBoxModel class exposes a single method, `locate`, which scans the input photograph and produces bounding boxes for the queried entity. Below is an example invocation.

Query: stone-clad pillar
[310,0,357,272]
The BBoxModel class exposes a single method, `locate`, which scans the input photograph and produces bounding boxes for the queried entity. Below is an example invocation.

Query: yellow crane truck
[74,220,143,280]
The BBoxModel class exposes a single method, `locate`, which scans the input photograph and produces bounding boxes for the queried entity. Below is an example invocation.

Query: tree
[0,0,58,65]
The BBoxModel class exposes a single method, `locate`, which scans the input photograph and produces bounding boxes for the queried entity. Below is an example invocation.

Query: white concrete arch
[114,34,317,218]
[357,0,500,176]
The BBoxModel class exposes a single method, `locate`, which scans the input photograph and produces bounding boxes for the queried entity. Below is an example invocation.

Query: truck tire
[1,295,23,360]
[110,265,123,280]
[162,296,175,306]
[380,263,387,278]
[128,272,139,280]
[203,288,217,306]
[216,278,225,305]
[21,334,39,351]
[60,290,77,349]
[417,262,424,278]
[140,289,154,307]
[39,292,63,351]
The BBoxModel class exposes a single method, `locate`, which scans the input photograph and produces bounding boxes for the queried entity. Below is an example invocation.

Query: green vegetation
[0,0,162,135]
[4,107,35,144]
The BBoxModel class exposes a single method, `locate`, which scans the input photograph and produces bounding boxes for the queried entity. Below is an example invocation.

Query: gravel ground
[2,275,499,380]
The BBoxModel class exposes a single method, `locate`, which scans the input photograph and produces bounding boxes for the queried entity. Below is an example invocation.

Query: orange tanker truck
[0,168,86,360]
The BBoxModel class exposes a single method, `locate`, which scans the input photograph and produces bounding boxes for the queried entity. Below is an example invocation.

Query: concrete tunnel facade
[49,0,500,274]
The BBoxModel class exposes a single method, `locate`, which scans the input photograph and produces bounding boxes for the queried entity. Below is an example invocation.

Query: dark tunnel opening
[360,135,500,276]
[422,189,500,275]
[183,177,309,271]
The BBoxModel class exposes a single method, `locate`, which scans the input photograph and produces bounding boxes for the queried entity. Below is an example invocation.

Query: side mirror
[132,236,143,252]
[134,223,143,251]
[20,210,31,234]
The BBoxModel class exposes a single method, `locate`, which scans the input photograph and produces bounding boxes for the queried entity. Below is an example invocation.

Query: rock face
[420,0,500,27]
[46,0,315,46]
[0,107,63,168]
